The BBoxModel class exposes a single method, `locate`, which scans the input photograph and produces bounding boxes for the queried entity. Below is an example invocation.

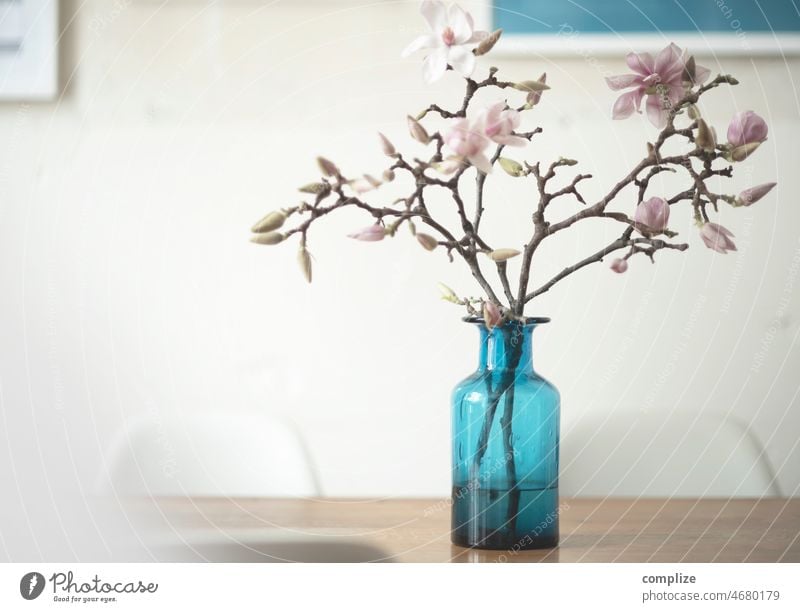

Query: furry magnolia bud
[298,246,312,283]
[695,118,716,152]
[474,29,502,56]
[299,182,331,196]
[316,157,339,177]
[250,232,285,246]
[526,73,547,107]
[407,115,430,144]
[513,80,549,93]
[488,248,521,262]
[610,258,628,274]
[498,157,525,177]
[729,141,762,162]
[378,132,396,156]
[251,210,287,233]
[736,182,777,207]
[416,233,438,251]
[483,301,502,330]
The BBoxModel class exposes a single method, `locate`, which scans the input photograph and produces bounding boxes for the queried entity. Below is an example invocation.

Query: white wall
[1,0,799,519]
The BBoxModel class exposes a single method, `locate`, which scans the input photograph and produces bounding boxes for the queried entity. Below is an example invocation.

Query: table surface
[151,497,800,563]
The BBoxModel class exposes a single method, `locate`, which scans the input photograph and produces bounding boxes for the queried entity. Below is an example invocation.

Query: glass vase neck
[469,318,549,373]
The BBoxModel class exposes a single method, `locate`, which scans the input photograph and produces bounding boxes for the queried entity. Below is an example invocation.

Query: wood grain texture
[150,497,800,563]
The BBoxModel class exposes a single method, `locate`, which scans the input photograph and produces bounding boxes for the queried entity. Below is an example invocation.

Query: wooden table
[150,497,800,562]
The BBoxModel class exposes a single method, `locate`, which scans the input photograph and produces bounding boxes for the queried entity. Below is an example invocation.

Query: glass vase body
[451,318,560,550]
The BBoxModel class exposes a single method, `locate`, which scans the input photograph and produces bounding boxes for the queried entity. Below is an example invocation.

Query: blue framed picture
[0,0,58,99]
[477,0,800,55]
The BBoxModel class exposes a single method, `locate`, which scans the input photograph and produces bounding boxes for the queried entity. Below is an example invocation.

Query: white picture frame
[473,2,800,57]
[0,0,58,100]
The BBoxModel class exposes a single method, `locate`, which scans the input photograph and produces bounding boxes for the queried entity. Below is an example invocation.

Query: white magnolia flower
[401,1,488,83]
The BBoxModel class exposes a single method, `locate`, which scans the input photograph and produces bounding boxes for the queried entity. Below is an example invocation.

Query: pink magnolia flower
[481,102,527,147]
[727,111,768,147]
[700,222,737,254]
[401,1,488,83]
[483,301,502,329]
[607,43,709,128]
[737,182,777,207]
[610,258,628,274]
[348,224,386,242]
[444,117,492,173]
[634,196,670,234]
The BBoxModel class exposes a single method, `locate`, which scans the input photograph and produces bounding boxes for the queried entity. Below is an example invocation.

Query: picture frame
[0,0,58,100]
[474,0,800,56]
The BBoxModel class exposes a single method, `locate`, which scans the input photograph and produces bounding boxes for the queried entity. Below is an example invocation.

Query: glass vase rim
[462,316,551,327]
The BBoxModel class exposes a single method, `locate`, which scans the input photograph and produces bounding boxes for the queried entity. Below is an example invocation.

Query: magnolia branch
[524,229,689,302]
[512,74,741,314]
[251,44,770,321]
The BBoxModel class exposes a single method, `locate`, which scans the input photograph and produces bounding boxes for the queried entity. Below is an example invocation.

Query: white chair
[100,411,320,497]
[561,411,780,497]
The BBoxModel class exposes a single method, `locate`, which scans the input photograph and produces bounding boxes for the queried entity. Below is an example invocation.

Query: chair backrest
[560,411,780,497]
[100,411,320,497]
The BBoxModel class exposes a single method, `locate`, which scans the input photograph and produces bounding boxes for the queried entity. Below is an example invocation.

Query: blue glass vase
[451,317,560,550]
